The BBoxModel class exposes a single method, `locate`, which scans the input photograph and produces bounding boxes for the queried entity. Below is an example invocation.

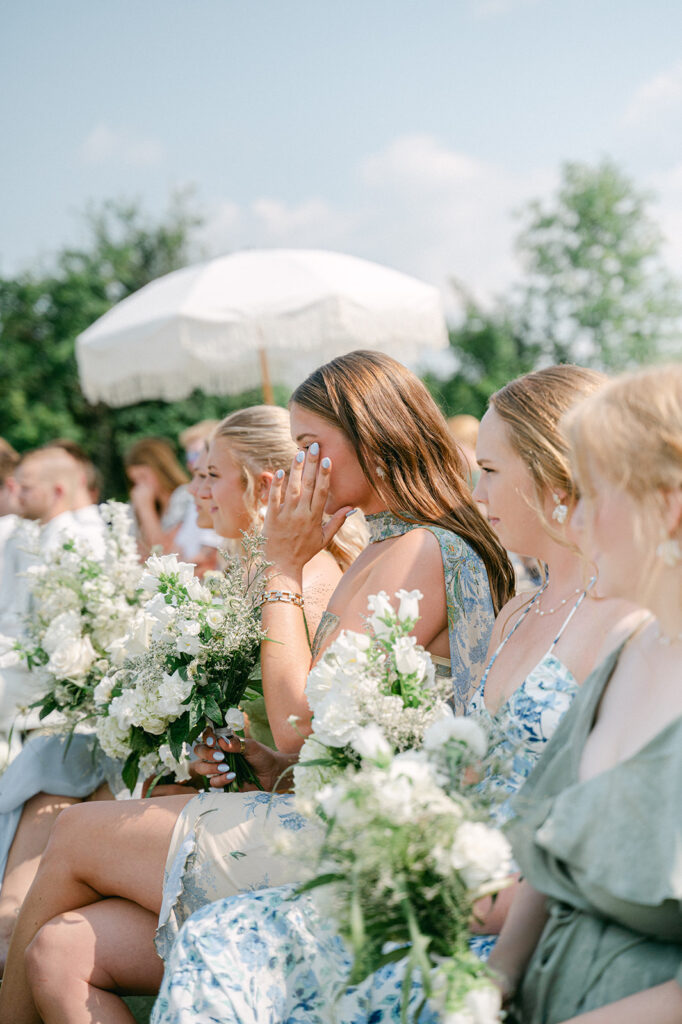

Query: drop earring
[656,536,681,567]
[551,493,568,524]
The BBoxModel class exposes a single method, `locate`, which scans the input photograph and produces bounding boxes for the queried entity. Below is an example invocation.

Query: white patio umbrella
[76,249,448,406]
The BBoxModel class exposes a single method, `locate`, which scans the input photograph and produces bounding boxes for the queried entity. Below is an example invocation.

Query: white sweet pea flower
[176,634,201,656]
[184,575,207,600]
[395,588,423,623]
[93,676,115,706]
[423,711,488,759]
[156,671,193,717]
[392,635,427,680]
[366,591,396,638]
[224,707,245,731]
[159,742,192,782]
[177,618,201,637]
[351,724,391,762]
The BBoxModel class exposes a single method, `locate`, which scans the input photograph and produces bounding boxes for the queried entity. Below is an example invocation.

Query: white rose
[351,724,391,762]
[42,610,82,657]
[122,610,155,657]
[395,588,423,623]
[392,635,426,680]
[47,636,97,681]
[366,591,396,638]
[449,822,512,890]
[423,711,488,758]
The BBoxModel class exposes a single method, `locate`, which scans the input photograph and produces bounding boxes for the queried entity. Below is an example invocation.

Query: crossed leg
[0,793,193,1024]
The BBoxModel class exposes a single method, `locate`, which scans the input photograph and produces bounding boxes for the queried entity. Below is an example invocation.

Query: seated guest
[175,420,223,572]
[489,363,682,1023]
[124,438,191,559]
[0,447,104,746]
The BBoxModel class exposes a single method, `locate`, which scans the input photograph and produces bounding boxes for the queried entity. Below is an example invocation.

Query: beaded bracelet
[259,589,305,609]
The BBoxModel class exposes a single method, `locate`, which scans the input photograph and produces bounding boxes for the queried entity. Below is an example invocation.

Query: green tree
[514,159,682,369]
[0,196,283,496]
[426,296,539,419]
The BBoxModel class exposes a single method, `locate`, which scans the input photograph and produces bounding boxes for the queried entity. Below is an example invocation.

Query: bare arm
[487,879,548,1000]
[560,982,682,1024]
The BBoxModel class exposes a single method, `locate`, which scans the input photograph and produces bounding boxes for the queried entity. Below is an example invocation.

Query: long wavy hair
[291,350,515,613]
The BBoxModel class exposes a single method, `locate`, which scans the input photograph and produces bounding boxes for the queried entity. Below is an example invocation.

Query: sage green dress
[507,642,682,1024]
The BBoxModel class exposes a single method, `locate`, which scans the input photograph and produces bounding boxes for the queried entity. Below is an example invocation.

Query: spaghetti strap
[544,575,597,658]
[479,581,547,693]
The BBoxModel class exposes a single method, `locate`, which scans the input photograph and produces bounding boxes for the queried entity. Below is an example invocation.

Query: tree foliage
[514,159,682,368]
[0,197,284,497]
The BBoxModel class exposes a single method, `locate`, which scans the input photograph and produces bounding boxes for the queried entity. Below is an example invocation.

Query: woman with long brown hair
[0,352,511,1024]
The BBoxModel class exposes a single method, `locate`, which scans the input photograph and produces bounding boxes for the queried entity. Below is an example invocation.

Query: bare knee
[25,921,67,1002]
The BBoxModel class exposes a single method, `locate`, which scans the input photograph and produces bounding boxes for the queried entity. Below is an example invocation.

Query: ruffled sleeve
[506,642,682,942]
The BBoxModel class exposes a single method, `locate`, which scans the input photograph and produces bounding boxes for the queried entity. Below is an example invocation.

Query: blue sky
[3,0,682,306]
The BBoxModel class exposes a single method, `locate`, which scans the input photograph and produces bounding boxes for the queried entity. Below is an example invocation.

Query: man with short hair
[0,447,105,755]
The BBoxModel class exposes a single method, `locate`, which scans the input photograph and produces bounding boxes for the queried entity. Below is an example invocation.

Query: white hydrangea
[446,821,512,890]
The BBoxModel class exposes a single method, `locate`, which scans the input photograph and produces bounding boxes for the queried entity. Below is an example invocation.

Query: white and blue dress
[151,586,590,1024]
[154,512,495,960]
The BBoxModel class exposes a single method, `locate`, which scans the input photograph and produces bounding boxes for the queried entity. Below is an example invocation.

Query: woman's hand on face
[263,445,353,575]
[193,728,295,792]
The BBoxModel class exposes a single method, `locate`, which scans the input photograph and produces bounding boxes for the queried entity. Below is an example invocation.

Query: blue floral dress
[155,512,495,959]
[152,588,590,1024]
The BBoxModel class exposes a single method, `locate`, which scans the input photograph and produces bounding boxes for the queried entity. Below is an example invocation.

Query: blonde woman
[0,352,511,1023]
[490,364,682,1023]
[149,365,645,1024]
[0,405,357,989]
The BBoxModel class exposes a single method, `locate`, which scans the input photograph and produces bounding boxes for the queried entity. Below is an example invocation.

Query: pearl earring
[375,465,385,479]
[551,493,568,524]
[656,537,681,567]
[257,504,267,522]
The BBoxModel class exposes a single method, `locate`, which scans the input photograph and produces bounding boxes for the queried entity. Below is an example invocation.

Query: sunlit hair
[213,406,366,572]
[179,420,221,451]
[291,350,515,613]
[490,365,607,530]
[565,362,682,531]
[0,437,19,486]
[124,438,189,493]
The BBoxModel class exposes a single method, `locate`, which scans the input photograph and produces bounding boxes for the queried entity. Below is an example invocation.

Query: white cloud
[201,134,556,315]
[79,124,164,167]
[622,61,682,127]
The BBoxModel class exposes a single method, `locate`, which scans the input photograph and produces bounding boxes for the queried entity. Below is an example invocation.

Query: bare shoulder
[493,590,538,641]
[302,548,343,587]
[590,599,651,661]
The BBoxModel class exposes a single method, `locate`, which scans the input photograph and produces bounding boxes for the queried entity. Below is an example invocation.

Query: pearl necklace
[534,585,582,617]
[656,625,682,646]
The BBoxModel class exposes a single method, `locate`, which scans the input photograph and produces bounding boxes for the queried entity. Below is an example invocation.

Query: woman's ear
[663,486,682,536]
[258,471,274,504]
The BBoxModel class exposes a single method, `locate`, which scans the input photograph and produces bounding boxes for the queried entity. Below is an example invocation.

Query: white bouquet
[16,501,143,731]
[293,589,454,805]
[95,533,267,792]
[292,714,510,1024]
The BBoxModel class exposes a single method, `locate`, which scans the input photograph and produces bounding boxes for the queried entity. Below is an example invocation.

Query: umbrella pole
[259,347,275,405]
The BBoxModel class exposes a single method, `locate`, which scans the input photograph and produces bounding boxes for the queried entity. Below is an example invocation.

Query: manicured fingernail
[213,751,225,761]
[295,451,305,463]
[345,508,357,517]
[321,457,331,469]
[309,442,319,456]
[220,772,236,781]
[206,737,214,746]
[276,469,284,479]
